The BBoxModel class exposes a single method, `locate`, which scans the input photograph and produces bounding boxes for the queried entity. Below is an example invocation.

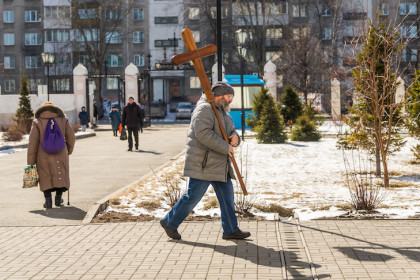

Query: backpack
[42,118,66,154]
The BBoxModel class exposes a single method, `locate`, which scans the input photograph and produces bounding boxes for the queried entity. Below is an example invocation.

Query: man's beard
[220,98,231,112]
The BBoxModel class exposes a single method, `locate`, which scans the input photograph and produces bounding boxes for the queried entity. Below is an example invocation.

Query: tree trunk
[375,143,381,177]
[381,152,389,188]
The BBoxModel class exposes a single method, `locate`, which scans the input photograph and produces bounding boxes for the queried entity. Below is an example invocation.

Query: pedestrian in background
[92,102,98,128]
[78,106,89,132]
[109,106,121,137]
[27,102,76,209]
[122,97,143,151]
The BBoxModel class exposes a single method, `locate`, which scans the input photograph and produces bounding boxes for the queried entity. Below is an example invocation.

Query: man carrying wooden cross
[160,81,251,240]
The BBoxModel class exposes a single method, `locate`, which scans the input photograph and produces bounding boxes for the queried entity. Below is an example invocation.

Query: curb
[82,149,186,224]
[0,132,96,151]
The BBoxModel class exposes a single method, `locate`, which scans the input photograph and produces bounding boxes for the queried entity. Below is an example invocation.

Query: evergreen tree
[339,21,405,188]
[290,114,322,141]
[280,85,303,125]
[255,94,287,143]
[15,75,33,133]
[246,87,271,130]
[407,69,420,160]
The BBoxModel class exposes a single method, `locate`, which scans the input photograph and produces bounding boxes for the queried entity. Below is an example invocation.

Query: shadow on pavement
[136,150,162,155]
[289,222,420,263]
[30,206,87,221]
[284,143,308,148]
[176,239,330,279]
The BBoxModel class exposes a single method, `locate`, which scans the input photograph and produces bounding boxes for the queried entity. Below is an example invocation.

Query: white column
[331,78,341,120]
[263,60,277,100]
[211,63,225,85]
[396,77,405,113]
[73,63,88,124]
[125,63,140,104]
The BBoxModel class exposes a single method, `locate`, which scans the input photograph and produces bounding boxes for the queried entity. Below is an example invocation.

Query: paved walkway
[0,220,419,279]
[0,124,189,226]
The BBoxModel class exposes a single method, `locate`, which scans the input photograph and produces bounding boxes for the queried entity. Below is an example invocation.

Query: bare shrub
[2,125,24,142]
[203,196,219,210]
[136,200,161,211]
[254,203,294,217]
[71,124,81,133]
[235,193,254,217]
[343,149,386,211]
[0,124,11,132]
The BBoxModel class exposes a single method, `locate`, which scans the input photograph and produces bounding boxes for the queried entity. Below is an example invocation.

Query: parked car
[150,101,167,119]
[175,102,193,119]
[169,96,189,112]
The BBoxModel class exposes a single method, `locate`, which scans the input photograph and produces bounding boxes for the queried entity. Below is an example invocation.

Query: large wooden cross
[171,28,248,195]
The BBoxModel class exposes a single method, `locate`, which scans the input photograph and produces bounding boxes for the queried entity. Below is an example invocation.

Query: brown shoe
[160,220,181,240]
[222,230,251,240]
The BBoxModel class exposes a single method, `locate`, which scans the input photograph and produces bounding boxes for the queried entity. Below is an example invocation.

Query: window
[379,3,389,15]
[293,27,307,39]
[155,39,178,47]
[52,78,70,92]
[106,9,122,20]
[190,77,200,88]
[45,6,70,18]
[74,29,99,42]
[4,34,15,45]
[154,17,178,24]
[57,54,71,65]
[292,5,307,17]
[401,25,418,38]
[271,3,287,14]
[134,54,145,66]
[79,54,91,65]
[192,30,200,42]
[25,56,41,68]
[322,27,332,40]
[106,54,123,67]
[320,4,332,16]
[133,8,144,21]
[5,80,16,92]
[106,32,122,44]
[265,51,281,62]
[133,31,144,43]
[25,33,42,45]
[25,10,41,22]
[277,75,283,87]
[107,78,118,90]
[210,6,229,18]
[28,79,42,92]
[4,56,15,69]
[45,30,70,42]
[189,7,199,19]
[399,3,417,15]
[78,9,95,19]
[266,28,282,39]
[3,11,14,23]
[402,49,418,61]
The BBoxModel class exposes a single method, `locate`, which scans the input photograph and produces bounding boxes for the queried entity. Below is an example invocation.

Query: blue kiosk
[224,74,265,130]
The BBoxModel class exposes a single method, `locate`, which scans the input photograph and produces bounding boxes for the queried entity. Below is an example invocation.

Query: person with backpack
[27,102,76,209]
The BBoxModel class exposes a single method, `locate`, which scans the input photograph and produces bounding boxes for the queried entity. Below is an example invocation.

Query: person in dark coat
[122,97,143,151]
[27,102,76,209]
[78,106,89,132]
[109,106,121,136]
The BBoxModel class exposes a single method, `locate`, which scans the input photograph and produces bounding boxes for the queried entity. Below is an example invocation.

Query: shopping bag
[119,123,123,134]
[23,165,39,188]
[120,128,127,140]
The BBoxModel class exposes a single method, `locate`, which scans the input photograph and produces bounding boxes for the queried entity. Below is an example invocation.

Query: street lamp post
[144,53,152,127]
[235,29,247,141]
[41,52,55,101]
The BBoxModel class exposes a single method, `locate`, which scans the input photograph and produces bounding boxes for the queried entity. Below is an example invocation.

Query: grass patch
[262,191,276,195]
[335,203,353,211]
[254,203,294,217]
[136,200,162,211]
[203,197,219,210]
[109,198,121,205]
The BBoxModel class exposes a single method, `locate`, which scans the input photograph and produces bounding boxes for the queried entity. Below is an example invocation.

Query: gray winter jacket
[184,94,240,182]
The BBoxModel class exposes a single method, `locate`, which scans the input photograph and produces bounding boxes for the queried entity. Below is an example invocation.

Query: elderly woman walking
[27,102,76,209]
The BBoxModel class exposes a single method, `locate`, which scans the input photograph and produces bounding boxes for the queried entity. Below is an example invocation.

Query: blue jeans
[163,177,239,235]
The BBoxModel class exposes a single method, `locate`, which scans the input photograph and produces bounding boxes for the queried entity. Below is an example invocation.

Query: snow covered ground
[104,122,420,221]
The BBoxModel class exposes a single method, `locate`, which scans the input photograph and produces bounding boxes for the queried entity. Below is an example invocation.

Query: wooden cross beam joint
[171,28,248,195]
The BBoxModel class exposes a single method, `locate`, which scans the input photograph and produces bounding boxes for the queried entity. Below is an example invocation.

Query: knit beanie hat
[211,82,234,96]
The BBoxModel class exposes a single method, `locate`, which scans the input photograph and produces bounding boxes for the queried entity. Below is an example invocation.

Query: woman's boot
[55,191,64,206]
[44,197,52,209]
